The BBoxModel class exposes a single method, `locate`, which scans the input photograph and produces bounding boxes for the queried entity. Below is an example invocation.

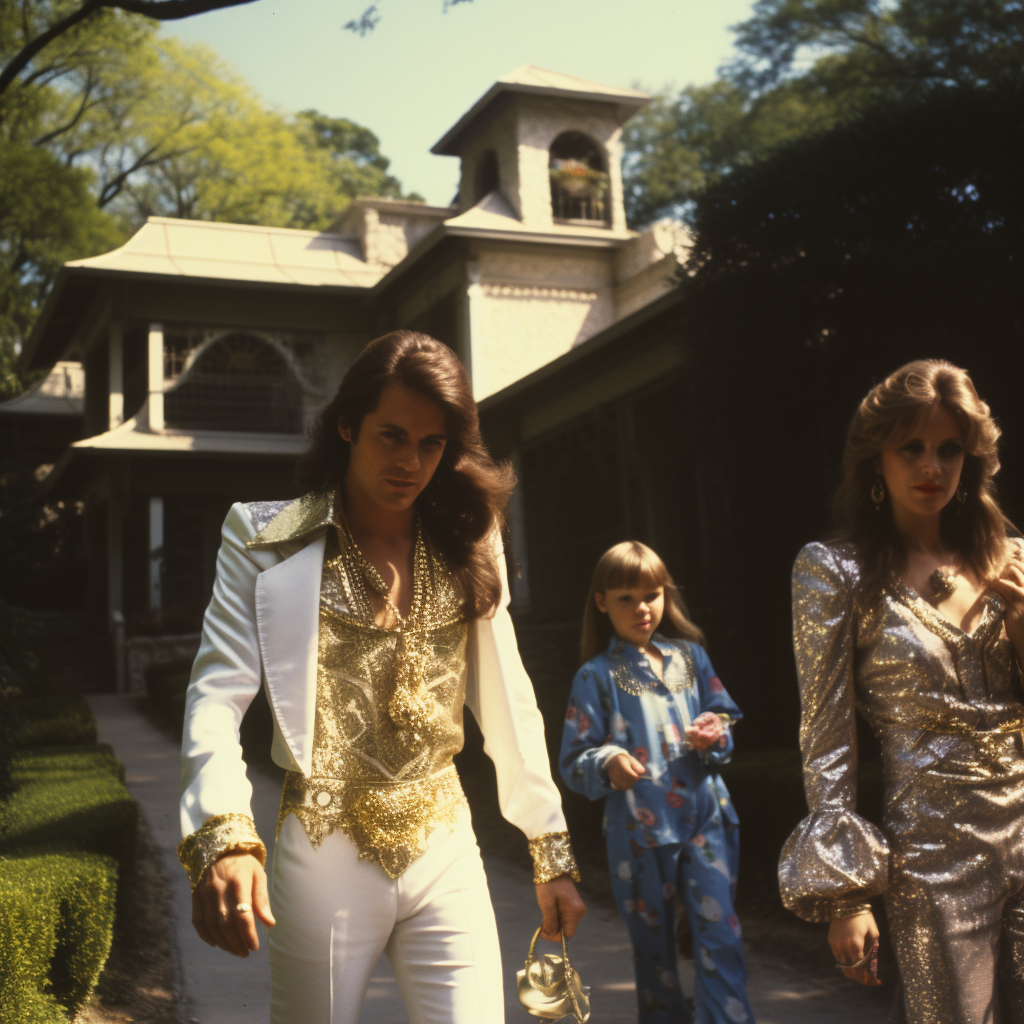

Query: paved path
[89,695,886,1023]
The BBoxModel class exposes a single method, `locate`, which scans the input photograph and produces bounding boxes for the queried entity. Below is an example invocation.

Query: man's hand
[606,751,645,790]
[535,875,587,941]
[191,851,275,957]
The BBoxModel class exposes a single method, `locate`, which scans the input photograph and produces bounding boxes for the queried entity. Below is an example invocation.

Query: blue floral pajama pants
[607,818,755,1024]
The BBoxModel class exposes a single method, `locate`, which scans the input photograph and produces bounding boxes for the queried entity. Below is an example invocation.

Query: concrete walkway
[89,695,886,1023]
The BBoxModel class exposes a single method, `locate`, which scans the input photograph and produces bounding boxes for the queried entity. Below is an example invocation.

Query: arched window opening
[163,333,303,433]
[549,132,610,225]
[475,149,500,203]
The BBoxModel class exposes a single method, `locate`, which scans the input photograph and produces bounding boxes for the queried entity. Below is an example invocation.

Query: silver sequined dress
[779,541,1024,1024]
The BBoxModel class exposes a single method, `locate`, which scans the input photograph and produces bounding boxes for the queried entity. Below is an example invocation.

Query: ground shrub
[0,697,136,1021]
[10,695,97,749]
[1,746,136,867]
[0,853,118,1023]
[0,601,42,799]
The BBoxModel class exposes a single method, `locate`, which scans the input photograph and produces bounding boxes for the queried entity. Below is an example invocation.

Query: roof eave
[431,82,648,156]
[55,263,375,294]
[39,438,304,501]
[367,220,631,299]
[22,264,374,372]
[19,268,73,373]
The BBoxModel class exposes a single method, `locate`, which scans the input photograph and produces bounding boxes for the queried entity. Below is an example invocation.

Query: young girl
[560,541,755,1024]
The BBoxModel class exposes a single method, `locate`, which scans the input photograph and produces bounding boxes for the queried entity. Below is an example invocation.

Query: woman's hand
[828,912,881,987]
[191,851,275,956]
[606,751,645,790]
[991,551,1024,665]
[535,875,587,941]
[685,712,725,752]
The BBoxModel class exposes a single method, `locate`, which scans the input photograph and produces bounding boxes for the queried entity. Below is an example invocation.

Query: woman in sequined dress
[779,359,1024,1023]
[176,331,586,1024]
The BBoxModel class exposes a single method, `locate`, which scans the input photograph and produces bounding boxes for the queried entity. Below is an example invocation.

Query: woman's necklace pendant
[928,567,958,602]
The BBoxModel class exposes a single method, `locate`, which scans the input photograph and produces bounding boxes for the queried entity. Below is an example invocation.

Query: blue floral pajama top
[559,635,741,846]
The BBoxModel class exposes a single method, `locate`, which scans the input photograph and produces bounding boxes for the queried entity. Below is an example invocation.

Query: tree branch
[0,0,259,101]
[32,74,98,147]
[103,0,258,19]
[0,0,102,99]
[98,142,196,207]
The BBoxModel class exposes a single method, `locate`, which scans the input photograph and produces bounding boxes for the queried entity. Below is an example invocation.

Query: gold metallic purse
[516,927,591,1022]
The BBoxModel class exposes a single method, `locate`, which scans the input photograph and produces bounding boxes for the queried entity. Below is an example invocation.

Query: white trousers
[268,809,505,1024]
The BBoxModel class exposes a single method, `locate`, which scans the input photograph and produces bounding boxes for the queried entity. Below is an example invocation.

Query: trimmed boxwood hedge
[0,853,118,1023]
[0,697,136,1022]
[9,696,97,749]
[1,746,137,867]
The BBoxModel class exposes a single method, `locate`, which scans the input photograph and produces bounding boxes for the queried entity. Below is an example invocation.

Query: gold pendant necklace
[928,566,958,602]
[336,516,436,746]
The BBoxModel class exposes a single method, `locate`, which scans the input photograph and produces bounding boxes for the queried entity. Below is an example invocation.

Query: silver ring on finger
[235,902,253,914]
[834,949,874,970]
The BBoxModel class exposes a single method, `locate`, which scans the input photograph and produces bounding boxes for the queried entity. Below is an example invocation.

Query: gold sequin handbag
[516,927,591,1022]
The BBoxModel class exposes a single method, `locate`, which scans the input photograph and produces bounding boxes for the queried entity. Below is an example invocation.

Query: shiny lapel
[251,490,334,777]
[255,534,324,777]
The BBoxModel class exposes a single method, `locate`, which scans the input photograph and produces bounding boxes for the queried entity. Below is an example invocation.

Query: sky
[166,0,758,207]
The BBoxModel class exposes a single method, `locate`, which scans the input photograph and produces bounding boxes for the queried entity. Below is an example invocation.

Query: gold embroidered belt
[876,711,1024,779]
[874,710,1024,737]
[276,763,468,878]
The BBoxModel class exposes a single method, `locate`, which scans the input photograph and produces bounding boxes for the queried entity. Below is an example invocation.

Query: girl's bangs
[601,544,670,592]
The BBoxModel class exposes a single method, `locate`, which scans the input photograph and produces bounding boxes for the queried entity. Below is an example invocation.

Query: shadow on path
[88,694,887,1023]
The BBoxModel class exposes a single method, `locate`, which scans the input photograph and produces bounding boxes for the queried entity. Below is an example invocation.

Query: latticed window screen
[518,371,699,621]
[163,333,304,433]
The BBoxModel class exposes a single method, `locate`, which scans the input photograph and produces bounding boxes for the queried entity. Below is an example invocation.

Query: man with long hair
[176,331,585,1023]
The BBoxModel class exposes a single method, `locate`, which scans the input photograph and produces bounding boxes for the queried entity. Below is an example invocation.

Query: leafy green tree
[663,82,1023,743]
[728,0,1024,94]
[119,55,424,228]
[680,80,1023,558]
[297,110,425,204]
[0,0,255,101]
[0,6,423,394]
[0,145,121,394]
[624,0,1024,226]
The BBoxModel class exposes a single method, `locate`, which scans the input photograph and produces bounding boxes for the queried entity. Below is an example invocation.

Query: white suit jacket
[179,498,570,849]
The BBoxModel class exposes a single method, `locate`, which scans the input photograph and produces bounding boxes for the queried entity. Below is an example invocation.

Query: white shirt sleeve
[464,532,569,841]
[178,503,267,870]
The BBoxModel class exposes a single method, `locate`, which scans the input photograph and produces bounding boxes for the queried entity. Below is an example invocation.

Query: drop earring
[955,484,967,509]
[871,475,885,510]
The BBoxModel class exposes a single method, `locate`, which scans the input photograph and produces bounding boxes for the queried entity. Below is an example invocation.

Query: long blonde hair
[833,358,1013,600]
[580,541,704,664]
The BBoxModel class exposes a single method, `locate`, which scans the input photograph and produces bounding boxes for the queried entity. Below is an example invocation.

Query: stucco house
[2,65,687,688]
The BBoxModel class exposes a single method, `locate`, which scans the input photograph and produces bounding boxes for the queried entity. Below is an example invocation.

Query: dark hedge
[0,698,135,1021]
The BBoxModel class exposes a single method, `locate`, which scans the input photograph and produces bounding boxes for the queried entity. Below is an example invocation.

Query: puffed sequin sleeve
[778,543,890,923]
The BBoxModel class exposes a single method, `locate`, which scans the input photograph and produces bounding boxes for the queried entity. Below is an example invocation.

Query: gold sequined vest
[276,513,470,878]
